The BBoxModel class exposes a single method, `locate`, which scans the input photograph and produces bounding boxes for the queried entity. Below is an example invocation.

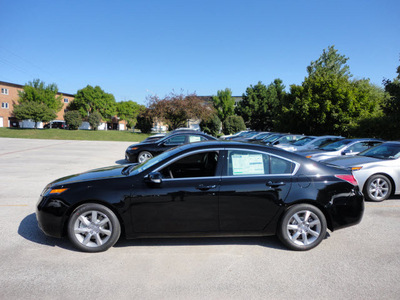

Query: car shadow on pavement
[115,159,129,165]
[114,235,288,251]
[18,213,77,251]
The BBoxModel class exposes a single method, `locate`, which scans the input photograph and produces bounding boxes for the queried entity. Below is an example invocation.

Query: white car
[276,135,343,152]
[324,142,400,201]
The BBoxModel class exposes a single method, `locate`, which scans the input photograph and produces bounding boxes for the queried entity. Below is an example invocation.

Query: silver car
[296,139,383,161]
[324,142,400,201]
[276,135,343,152]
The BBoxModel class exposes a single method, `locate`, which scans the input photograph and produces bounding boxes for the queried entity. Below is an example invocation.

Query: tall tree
[17,79,63,111]
[235,80,283,131]
[278,46,384,135]
[212,88,235,122]
[69,85,117,121]
[13,101,56,128]
[117,100,146,129]
[148,92,215,130]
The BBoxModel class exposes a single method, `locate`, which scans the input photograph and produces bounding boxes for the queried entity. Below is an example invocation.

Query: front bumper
[36,195,70,238]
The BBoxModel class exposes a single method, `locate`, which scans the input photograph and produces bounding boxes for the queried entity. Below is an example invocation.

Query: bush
[223,115,246,135]
[88,111,102,130]
[199,114,221,136]
[64,110,82,130]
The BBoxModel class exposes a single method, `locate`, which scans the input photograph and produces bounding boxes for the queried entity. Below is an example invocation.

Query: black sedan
[37,141,364,252]
[125,132,216,163]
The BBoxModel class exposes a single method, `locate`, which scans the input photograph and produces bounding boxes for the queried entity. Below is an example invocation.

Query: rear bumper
[327,189,365,231]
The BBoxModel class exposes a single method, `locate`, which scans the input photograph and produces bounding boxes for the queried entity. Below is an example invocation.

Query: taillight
[335,174,358,186]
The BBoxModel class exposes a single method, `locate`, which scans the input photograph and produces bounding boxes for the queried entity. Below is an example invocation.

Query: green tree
[213,88,235,123]
[136,109,153,134]
[64,110,83,130]
[199,114,221,136]
[223,115,246,135]
[88,111,102,130]
[235,80,283,130]
[278,46,384,136]
[13,101,56,128]
[17,79,63,112]
[148,92,214,130]
[117,100,146,129]
[69,85,117,121]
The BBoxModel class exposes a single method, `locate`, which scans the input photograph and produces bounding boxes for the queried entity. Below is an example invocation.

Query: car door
[218,149,295,232]
[130,150,222,233]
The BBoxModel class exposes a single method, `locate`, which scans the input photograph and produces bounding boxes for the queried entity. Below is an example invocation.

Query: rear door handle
[196,184,217,191]
[266,181,286,188]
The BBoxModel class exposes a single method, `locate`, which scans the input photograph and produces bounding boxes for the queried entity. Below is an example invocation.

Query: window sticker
[232,154,264,175]
[189,136,201,142]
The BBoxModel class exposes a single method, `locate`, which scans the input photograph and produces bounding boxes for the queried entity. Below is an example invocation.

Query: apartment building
[0,81,73,128]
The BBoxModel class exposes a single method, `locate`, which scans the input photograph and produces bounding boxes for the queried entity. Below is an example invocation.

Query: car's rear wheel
[277,204,327,251]
[138,151,153,163]
[364,174,392,202]
[67,203,121,252]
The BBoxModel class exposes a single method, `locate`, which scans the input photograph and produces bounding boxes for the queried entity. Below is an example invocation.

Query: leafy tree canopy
[235,79,284,131]
[13,101,56,128]
[213,88,235,122]
[18,79,63,111]
[117,100,146,129]
[69,85,117,121]
[222,115,246,135]
[277,46,384,136]
[148,92,215,130]
[200,114,221,136]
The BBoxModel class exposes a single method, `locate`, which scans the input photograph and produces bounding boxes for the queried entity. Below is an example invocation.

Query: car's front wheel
[364,174,392,202]
[138,151,153,163]
[67,203,121,252]
[277,204,327,251]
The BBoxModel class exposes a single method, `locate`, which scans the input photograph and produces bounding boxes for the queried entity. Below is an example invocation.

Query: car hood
[323,156,380,167]
[49,164,132,186]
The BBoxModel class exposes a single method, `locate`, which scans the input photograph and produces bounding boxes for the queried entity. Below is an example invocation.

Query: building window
[1,102,9,109]
[1,88,9,95]
[64,98,69,103]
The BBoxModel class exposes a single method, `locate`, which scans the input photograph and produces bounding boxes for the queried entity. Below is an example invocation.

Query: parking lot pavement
[1,137,400,299]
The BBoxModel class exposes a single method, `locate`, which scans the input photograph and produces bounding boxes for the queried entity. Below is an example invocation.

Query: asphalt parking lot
[1,137,400,299]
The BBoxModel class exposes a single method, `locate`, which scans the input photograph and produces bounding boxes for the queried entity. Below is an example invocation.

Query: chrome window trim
[150,147,300,180]
[225,147,300,176]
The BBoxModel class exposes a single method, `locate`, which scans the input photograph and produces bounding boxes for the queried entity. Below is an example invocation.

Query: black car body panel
[37,141,364,245]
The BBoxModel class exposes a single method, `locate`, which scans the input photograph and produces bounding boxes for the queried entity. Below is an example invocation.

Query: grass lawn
[0,128,151,142]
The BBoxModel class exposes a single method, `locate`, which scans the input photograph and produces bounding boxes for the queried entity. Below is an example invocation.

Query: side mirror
[342,149,351,155]
[146,172,163,184]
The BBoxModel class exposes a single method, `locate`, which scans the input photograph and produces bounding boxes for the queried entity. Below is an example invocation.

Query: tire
[138,151,153,163]
[277,204,327,251]
[363,174,392,202]
[68,203,121,253]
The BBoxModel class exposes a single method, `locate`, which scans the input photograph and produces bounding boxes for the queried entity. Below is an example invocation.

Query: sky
[1,0,399,105]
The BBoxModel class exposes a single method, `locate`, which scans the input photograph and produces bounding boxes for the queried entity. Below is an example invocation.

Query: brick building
[0,81,73,128]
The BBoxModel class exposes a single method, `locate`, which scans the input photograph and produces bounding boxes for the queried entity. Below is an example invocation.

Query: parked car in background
[44,120,66,129]
[276,135,343,152]
[228,131,259,141]
[37,140,364,252]
[241,132,271,142]
[220,131,248,140]
[324,142,400,202]
[297,139,383,161]
[140,133,167,143]
[261,134,304,146]
[125,132,217,163]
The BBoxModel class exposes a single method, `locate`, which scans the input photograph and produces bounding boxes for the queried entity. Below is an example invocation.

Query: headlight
[128,147,138,151]
[49,188,68,195]
[351,166,363,171]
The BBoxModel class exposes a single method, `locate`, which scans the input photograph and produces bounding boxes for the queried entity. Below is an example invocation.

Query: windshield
[320,139,352,151]
[359,143,400,159]
[254,133,271,140]
[128,147,182,175]
[292,137,315,146]
[263,134,282,142]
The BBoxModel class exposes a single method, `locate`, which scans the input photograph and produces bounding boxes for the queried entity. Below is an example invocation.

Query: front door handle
[196,184,217,191]
[266,181,286,188]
